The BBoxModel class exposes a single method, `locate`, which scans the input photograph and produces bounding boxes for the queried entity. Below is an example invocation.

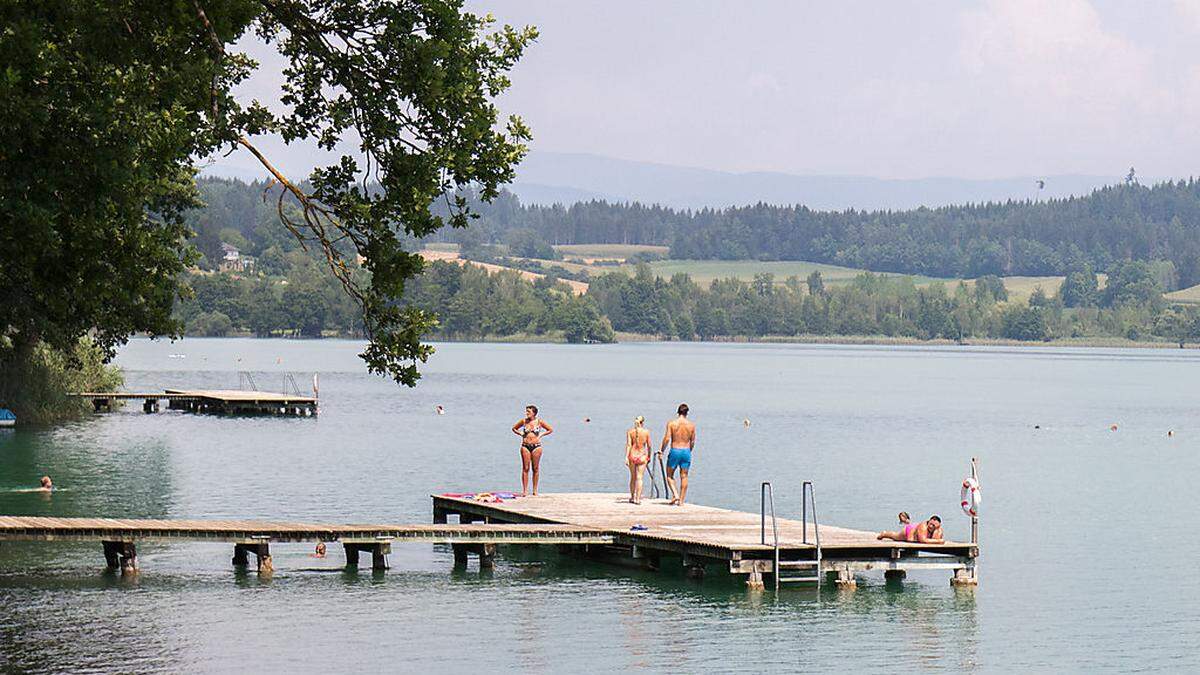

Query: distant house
[218,242,255,273]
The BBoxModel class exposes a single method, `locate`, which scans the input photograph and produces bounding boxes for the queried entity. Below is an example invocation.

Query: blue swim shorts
[667,447,692,471]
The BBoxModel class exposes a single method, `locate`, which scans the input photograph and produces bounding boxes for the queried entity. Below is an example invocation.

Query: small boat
[0,409,15,428]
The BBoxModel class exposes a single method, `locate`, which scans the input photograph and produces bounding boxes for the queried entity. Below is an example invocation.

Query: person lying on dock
[877,514,943,543]
[38,476,52,492]
[875,511,914,541]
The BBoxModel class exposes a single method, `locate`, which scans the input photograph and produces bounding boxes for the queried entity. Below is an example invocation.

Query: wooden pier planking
[0,516,613,545]
[433,492,978,584]
[0,493,979,586]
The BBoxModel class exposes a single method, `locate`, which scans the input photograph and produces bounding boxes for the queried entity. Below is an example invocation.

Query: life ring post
[970,457,979,546]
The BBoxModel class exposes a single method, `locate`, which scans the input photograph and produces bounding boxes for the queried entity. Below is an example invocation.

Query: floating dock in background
[71,389,317,416]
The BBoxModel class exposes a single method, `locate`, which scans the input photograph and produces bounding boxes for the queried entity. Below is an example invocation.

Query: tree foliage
[0,0,535,395]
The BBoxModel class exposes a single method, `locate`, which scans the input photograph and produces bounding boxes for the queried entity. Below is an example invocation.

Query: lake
[1,338,1197,671]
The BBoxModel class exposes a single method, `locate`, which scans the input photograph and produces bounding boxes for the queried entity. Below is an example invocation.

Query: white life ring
[960,478,981,517]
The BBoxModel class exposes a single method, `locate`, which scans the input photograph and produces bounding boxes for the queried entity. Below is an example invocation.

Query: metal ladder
[760,481,823,589]
[238,371,259,391]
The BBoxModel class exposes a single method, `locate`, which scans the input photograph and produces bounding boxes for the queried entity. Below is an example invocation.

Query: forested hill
[193,177,1200,287]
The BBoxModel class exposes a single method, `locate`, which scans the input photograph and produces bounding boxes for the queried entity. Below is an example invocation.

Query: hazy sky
[222,0,1200,180]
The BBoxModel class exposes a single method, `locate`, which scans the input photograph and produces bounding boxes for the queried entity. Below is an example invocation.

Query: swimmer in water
[38,476,52,492]
[435,405,445,415]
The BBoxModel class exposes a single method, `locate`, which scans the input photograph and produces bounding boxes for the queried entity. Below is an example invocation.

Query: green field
[639,259,947,287]
[554,243,670,260]
[1166,283,1200,304]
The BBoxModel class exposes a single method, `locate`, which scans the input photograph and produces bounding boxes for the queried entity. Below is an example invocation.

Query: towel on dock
[440,492,520,503]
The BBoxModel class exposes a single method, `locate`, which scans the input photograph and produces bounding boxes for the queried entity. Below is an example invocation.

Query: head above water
[525,404,538,418]
[898,511,910,523]
[40,476,51,488]
[677,403,689,417]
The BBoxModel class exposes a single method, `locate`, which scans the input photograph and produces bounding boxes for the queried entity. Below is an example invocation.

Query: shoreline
[172,331,1195,350]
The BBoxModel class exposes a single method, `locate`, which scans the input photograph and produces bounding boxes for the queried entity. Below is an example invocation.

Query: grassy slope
[554,243,669,259]
[1166,283,1200,304]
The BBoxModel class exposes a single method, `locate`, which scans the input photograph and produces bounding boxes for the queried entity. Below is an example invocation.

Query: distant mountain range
[507,152,1125,210]
[201,150,1132,211]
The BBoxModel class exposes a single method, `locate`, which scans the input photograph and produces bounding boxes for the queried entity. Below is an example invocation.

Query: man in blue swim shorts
[658,403,696,506]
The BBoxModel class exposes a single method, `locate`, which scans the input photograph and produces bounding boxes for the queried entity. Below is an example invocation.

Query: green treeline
[587,262,1200,344]
[177,259,616,344]
[196,176,1200,287]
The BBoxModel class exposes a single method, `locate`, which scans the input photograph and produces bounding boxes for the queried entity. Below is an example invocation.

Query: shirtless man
[659,403,696,506]
[878,514,944,544]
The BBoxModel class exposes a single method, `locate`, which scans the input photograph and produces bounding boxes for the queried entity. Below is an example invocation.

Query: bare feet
[668,498,679,506]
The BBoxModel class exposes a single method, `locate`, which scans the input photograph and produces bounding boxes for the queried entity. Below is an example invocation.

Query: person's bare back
[660,403,696,505]
[666,417,695,448]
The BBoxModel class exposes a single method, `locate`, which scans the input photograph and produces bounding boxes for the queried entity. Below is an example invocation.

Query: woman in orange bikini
[625,416,652,504]
[512,404,553,497]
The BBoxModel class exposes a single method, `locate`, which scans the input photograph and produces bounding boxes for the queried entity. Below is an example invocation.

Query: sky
[218,0,1200,181]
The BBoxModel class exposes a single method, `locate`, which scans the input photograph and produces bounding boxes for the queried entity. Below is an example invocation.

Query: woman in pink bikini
[878,512,945,543]
[625,416,651,504]
[877,512,916,541]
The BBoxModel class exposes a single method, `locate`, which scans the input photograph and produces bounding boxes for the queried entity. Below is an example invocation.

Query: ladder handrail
[760,481,781,592]
[802,480,822,588]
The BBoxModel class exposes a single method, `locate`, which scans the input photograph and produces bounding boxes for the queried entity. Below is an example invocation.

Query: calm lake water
[1,338,1198,672]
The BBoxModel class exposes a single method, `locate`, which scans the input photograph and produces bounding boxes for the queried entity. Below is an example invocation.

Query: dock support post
[343,541,392,570]
[233,542,272,574]
[102,541,137,574]
[746,568,765,590]
[829,568,856,589]
[450,543,495,570]
[682,554,706,580]
[452,543,470,568]
[478,543,496,570]
[433,506,448,524]
[142,399,159,413]
[951,567,978,587]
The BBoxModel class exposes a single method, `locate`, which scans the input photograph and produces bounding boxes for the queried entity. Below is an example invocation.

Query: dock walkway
[0,493,979,587]
[0,516,611,574]
[434,493,978,588]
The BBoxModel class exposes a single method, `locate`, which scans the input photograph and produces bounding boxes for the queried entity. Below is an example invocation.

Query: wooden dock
[0,492,979,588]
[434,492,979,588]
[72,389,317,416]
[0,516,611,573]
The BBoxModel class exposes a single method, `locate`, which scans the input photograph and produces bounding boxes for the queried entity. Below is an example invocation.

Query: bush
[190,311,234,337]
[0,338,124,424]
